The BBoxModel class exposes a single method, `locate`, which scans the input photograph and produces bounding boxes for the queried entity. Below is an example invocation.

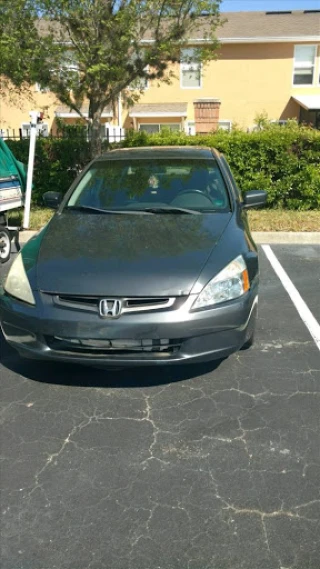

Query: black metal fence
[0,126,126,143]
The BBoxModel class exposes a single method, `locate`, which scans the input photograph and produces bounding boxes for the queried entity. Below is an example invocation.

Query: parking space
[0,245,319,569]
[267,244,320,323]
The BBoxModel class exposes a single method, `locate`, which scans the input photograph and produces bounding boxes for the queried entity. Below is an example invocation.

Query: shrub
[122,125,320,209]
[5,123,320,209]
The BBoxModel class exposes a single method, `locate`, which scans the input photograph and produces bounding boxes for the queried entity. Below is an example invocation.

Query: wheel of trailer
[0,227,11,263]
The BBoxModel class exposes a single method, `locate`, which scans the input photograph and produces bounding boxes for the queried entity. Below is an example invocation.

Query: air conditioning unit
[21,122,49,138]
[21,123,31,138]
[186,122,196,136]
[102,124,125,142]
[38,123,49,137]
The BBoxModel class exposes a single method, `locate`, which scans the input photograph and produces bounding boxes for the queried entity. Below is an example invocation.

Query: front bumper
[0,287,258,367]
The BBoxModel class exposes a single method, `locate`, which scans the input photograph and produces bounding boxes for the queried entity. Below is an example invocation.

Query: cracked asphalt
[1,245,319,569]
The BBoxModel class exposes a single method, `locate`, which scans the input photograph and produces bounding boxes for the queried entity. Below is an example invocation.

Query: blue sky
[220,0,320,11]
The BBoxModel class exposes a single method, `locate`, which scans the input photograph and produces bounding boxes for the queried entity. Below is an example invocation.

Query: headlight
[192,255,249,310]
[4,253,36,305]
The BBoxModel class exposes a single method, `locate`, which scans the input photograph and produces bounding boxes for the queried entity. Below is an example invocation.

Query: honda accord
[0,146,266,366]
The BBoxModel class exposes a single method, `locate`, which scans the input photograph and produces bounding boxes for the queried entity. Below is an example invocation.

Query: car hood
[35,211,231,296]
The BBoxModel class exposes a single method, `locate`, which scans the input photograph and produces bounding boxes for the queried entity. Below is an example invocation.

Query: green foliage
[0,1,42,91]
[54,118,88,140]
[6,124,320,209]
[1,0,222,157]
[123,124,320,210]
[253,111,270,130]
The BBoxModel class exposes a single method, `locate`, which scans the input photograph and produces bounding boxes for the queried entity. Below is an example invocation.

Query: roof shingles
[38,10,320,43]
[216,11,320,40]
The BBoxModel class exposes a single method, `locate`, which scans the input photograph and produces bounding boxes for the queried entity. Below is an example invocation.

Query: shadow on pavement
[0,332,224,388]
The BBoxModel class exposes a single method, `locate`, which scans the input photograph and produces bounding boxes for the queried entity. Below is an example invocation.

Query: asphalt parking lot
[1,244,319,569]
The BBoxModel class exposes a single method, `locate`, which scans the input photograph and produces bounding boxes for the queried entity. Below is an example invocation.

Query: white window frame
[139,123,181,133]
[34,83,50,93]
[218,120,232,132]
[51,50,80,91]
[180,48,202,90]
[128,70,149,91]
[292,44,317,87]
[60,50,79,75]
[128,50,149,91]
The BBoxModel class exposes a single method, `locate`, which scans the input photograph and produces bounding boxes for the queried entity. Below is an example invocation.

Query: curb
[17,230,320,246]
[253,232,320,244]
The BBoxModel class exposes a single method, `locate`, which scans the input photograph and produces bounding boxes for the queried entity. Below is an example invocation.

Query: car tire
[0,227,11,264]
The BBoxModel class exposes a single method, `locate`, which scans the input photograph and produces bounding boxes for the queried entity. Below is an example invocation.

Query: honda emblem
[99,299,122,319]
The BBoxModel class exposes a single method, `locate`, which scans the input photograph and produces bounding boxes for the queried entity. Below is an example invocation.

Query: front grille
[50,294,176,315]
[126,298,168,308]
[45,336,182,357]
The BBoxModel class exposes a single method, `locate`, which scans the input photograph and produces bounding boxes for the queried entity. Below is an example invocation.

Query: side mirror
[43,191,62,209]
[243,190,267,209]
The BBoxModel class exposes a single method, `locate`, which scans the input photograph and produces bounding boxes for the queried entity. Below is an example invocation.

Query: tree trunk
[89,106,103,159]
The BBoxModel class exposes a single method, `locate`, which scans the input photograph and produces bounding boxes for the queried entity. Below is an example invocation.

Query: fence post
[23,111,38,230]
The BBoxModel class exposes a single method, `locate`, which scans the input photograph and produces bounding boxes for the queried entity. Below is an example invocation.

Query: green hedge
[6,123,320,209]
[123,125,320,210]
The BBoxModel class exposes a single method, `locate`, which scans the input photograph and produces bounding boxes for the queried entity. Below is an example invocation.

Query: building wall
[124,41,320,130]
[1,41,319,133]
[0,87,58,132]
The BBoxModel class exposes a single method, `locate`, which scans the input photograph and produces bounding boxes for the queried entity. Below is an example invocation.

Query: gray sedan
[0,146,266,366]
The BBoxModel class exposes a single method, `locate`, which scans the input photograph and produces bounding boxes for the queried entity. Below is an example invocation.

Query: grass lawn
[8,207,320,232]
[247,210,320,232]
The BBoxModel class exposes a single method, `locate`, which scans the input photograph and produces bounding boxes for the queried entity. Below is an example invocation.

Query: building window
[59,50,79,83]
[36,50,79,92]
[129,74,148,91]
[35,83,50,93]
[180,48,201,88]
[128,51,148,90]
[218,121,232,132]
[293,45,317,85]
[139,124,181,133]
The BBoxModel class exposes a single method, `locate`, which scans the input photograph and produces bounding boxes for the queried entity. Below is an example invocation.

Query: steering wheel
[176,189,208,197]
[171,189,214,207]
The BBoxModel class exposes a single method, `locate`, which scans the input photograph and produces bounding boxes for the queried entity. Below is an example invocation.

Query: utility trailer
[0,139,26,263]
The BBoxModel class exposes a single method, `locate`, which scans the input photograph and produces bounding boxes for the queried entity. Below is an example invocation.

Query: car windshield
[67,159,231,213]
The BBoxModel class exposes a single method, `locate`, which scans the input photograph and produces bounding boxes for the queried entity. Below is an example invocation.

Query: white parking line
[262,244,320,351]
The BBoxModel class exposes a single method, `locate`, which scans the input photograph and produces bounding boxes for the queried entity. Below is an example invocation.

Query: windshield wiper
[66,205,151,215]
[140,206,201,215]
[67,205,202,215]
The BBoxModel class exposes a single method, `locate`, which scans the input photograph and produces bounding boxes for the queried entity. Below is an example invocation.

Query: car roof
[97,146,219,161]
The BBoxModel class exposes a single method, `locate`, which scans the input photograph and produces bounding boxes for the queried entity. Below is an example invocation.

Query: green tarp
[0,138,27,192]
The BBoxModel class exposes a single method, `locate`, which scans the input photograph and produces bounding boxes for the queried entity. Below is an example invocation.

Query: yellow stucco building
[1,10,319,136]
